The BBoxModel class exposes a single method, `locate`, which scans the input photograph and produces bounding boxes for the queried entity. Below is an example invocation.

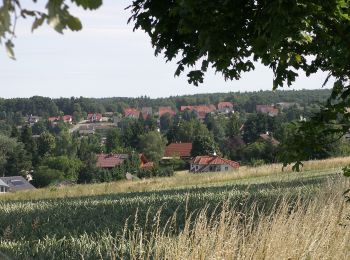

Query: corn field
[0,165,349,259]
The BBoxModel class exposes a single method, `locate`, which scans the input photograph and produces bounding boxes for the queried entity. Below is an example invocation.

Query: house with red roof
[141,107,153,119]
[139,153,154,169]
[62,115,73,124]
[124,108,140,119]
[163,142,193,159]
[96,154,129,168]
[87,113,103,122]
[48,116,59,123]
[256,105,279,117]
[180,105,216,119]
[217,102,234,113]
[158,106,176,117]
[190,155,239,173]
[48,115,73,124]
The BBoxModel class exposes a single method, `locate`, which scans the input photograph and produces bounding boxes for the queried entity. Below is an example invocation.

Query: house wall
[190,164,234,173]
[0,186,9,193]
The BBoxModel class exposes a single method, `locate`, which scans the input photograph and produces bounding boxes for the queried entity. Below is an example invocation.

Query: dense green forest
[1,88,348,187]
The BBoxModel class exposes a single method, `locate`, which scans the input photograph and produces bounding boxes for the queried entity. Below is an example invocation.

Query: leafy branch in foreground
[0,0,102,59]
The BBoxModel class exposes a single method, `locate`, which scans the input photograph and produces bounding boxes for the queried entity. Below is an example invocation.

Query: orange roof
[124,108,140,118]
[164,143,193,157]
[180,105,216,119]
[192,156,239,168]
[48,116,59,122]
[62,115,72,122]
[96,154,128,168]
[159,106,176,117]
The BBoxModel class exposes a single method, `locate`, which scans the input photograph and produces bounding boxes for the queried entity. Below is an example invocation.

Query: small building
[139,154,154,169]
[190,156,239,173]
[163,142,193,160]
[256,105,279,117]
[62,115,73,124]
[48,115,73,124]
[141,107,153,119]
[48,116,60,123]
[87,113,103,122]
[96,154,129,168]
[0,179,9,193]
[217,102,234,113]
[0,176,36,192]
[180,105,216,119]
[27,115,40,125]
[124,108,140,119]
[158,106,176,117]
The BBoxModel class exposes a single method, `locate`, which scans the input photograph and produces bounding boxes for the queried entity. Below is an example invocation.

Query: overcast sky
[0,1,332,99]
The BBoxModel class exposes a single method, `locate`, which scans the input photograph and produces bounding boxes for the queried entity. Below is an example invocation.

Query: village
[0,98,294,193]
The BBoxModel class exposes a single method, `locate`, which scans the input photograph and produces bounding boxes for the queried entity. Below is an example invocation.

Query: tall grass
[1,176,349,259]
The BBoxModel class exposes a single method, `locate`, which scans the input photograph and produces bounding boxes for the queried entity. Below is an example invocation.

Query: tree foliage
[138,131,167,163]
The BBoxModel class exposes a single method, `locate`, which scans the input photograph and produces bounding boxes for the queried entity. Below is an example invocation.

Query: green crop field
[0,158,350,259]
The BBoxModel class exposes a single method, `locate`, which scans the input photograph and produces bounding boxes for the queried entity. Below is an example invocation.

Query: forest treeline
[0,89,331,120]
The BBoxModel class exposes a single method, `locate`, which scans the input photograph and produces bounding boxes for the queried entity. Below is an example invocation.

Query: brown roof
[180,105,216,119]
[164,143,193,157]
[124,108,140,119]
[192,156,239,168]
[159,106,176,117]
[96,154,128,168]
[218,102,233,109]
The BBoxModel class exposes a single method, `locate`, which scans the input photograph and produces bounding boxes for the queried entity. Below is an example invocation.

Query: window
[11,180,24,186]
[225,167,228,171]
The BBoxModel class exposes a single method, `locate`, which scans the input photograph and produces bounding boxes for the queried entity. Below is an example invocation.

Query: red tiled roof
[180,105,216,119]
[48,117,59,122]
[96,154,128,168]
[164,143,193,157]
[124,108,140,118]
[62,115,72,122]
[159,106,176,117]
[218,102,233,109]
[192,156,239,168]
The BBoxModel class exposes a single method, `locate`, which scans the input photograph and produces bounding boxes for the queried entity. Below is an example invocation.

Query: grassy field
[0,157,350,259]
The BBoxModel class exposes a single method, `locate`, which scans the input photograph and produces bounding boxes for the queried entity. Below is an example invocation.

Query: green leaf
[32,15,46,32]
[72,0,102,10]
[67,16,82,31]
[5,40,15,60]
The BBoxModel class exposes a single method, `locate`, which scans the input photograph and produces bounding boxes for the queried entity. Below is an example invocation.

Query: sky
[0,1,332,99]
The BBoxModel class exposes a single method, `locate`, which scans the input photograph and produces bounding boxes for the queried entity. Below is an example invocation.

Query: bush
[32,166,65,188]
[137,166,174,178]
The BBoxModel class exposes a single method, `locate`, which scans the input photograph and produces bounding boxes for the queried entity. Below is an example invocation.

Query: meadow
[0,157,350,259]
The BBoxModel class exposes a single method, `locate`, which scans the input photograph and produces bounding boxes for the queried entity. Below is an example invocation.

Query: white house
[190,155,239,173]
